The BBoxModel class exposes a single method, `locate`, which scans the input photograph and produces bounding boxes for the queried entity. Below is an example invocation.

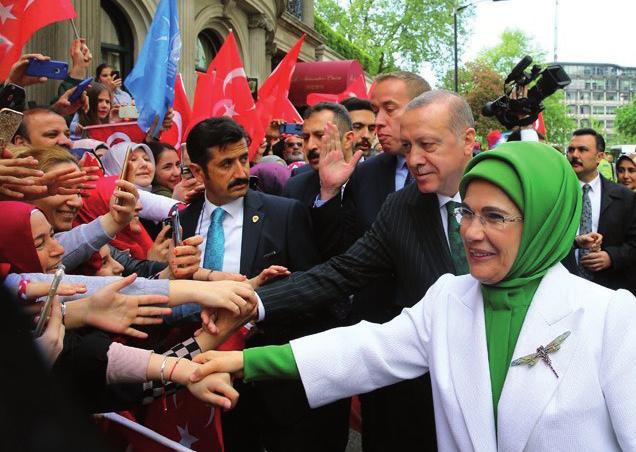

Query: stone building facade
[25,0,340,105]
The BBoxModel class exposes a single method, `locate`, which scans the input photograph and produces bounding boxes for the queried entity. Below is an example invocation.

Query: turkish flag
[85,122,146,147]
[0,0,76,80]
[306,74,368,106]
[161,73,191,151]
[534,112,547,137]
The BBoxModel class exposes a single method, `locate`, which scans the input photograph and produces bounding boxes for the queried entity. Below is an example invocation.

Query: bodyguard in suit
[563,128,636,294]
[282,102,356,208]
[248,90,476,451]
[182,117,350,452]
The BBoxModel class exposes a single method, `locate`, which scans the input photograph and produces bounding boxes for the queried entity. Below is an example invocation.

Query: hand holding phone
[34,265,65,337]
[171,210,183,246]
[279,123,304,136]
[115,146,133,205]
[26,59,68,80]
[68,77,93,104]
[0,108,24,147]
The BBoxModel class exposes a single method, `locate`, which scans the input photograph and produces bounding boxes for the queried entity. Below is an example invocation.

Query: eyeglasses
[453,206,523,231]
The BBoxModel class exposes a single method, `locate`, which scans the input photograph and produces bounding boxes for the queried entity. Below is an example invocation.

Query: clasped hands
[575,232,611,272]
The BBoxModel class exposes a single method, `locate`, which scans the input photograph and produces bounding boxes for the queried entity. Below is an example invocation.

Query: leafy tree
[315,0,467,74]
[474,29,546,76]
[615,99,636,142]
[462,62,505,139]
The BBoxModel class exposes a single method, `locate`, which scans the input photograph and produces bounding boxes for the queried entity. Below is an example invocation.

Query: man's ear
[189,163,206,185]
[342,130,355,161]
[12,134,26,145]
[463,128,476,157]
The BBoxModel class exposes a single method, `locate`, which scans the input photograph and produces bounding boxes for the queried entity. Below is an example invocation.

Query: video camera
[482,56,571,129]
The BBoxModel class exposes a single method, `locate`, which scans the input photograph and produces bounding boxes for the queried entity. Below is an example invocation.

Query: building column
[178,0,196,102]
[302,0,314,28]
[248,14,274,84]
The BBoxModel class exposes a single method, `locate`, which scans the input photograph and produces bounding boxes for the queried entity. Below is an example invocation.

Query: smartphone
[279,123,304,136]
[180,164,193,180]
[162,217,173,239]
[26,59,68,80]
[115,146,133,205]
[119,105,139,119]
[0,108,23,146]
[0,83,26,110]
[68,77,93,104]
[34,265,65,337]
[171,209,183,246]
[111,70,120,80]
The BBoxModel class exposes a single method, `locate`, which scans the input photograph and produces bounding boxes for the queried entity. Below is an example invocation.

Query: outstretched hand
[248,265,290,288]
[190,350,244,382]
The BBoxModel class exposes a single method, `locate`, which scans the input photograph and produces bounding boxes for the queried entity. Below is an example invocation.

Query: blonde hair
[14,146,78,172]
[374,71,432,100]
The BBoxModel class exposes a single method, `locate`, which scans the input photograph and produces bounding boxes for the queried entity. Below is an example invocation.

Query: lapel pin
[510,331,571,378]
[252,215,259,223]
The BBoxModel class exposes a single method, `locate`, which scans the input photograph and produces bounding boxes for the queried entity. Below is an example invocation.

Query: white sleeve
[600,289,636,450]
[138,190,179,222]
[290,275,448,408]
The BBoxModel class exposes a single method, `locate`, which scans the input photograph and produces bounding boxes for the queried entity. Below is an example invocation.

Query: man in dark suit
[182,117,350,452]
[563,128,636,294]
[250,90,476,451]
[282,102,356,207]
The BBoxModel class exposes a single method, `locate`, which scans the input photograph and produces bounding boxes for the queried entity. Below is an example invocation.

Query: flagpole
[70,18,81,40]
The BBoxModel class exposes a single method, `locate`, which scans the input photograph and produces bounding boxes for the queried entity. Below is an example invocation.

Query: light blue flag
[125,0,180,136]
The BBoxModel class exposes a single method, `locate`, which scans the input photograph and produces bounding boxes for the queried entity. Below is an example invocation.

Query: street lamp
[453,0,509,93]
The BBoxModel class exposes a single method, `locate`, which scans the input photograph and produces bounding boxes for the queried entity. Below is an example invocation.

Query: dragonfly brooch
[510,331,571,378]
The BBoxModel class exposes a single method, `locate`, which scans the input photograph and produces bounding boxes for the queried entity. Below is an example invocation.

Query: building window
[195,30,223,72]
[566,91,576,101]
[593,92,604,101]
[287,0,303,20]
[606,120,614,129]
[579,105,591,115]
[592,106,605,115]
[607,106,616,114]
[580,91,591,101]
[606,92,617,101]
[620,92,631,102]
[580,118,590,127]
[100,0,134,77]
[567,105,577,114]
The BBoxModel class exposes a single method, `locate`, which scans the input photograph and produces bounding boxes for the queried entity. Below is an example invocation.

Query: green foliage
[461,61,505,139]
[315,0,464,74]
[474,29,547,76]
[615,99,636,142]
[313,16,380,74]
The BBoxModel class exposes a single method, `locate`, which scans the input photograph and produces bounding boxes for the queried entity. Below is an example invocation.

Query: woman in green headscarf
[190,142,636,451]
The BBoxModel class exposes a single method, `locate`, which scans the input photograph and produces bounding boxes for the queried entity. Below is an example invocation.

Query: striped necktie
[578,184,593,279]
[445,200,469,275]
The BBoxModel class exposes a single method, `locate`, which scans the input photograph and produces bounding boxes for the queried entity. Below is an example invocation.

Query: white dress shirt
[196,194,244,273]
[437,192,462,247]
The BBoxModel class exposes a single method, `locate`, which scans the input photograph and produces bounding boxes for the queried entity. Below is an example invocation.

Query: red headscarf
[0,201,45,273]
[74,176,153,260]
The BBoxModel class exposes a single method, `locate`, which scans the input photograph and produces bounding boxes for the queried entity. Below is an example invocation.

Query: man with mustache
[282,102,356,208]
[563,128,636,294]
[180,117,351,452]
[340,97,376,159]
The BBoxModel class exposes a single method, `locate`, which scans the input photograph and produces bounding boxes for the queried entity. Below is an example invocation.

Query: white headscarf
[101,142,155,189]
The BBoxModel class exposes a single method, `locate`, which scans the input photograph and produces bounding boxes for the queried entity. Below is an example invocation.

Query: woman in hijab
[616,154,636,191]
[191,142,636,451]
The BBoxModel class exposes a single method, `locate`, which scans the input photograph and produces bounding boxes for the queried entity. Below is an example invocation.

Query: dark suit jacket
[312,152,400,322]
[563,176,636,294]
[290,163,313,177]
[258,182,456,321]
[282,167,320,207]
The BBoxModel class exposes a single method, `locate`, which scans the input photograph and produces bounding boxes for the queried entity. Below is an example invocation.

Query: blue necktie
[578,184,593,279]
[203,207,226,270]
[403,162,414,188]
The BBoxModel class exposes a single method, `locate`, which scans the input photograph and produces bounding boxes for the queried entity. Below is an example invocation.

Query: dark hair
[340,97,374,114]
[14,107,60,143]
[303,102,352,139]
[95,63,112,80]
[572,128,605,152]
[79,82,112,126]
[148,141,177,162]
[185,117,248,169]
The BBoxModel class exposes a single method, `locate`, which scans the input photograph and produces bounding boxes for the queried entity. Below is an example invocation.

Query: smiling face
[31,162,83,232]
[401,103,474,196]
[30,210,65,273]
[461,180,523,285]
[130,148,155,187]
[154,149,181,190]
[617,157,636,190]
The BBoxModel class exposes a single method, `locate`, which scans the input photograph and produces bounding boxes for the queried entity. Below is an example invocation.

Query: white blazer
[291,264,636,451]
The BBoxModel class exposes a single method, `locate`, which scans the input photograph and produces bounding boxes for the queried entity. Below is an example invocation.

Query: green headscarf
[459,141,581,417]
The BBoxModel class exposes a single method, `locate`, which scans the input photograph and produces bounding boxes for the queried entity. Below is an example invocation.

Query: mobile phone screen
[0,108,24,145]
[115,146,132,206]
[171,210,183,246]
[34,265,65,337]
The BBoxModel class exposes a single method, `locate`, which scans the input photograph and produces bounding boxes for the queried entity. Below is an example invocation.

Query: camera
[482,56,571,129]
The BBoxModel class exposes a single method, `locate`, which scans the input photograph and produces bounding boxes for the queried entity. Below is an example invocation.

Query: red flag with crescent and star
[188,31,261,158]
[161,73,191,152]
[0,0,77,80]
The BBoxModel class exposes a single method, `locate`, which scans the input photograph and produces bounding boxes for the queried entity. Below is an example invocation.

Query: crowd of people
[1,34,636,452]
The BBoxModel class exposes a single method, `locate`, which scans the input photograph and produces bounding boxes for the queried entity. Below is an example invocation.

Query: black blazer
[563,176,636,293]
[258,182,456,322]
[180,189,341,337]
[281,167,320,208]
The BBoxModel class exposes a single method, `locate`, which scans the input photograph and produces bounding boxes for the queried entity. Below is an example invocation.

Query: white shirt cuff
[256,293,265,321]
